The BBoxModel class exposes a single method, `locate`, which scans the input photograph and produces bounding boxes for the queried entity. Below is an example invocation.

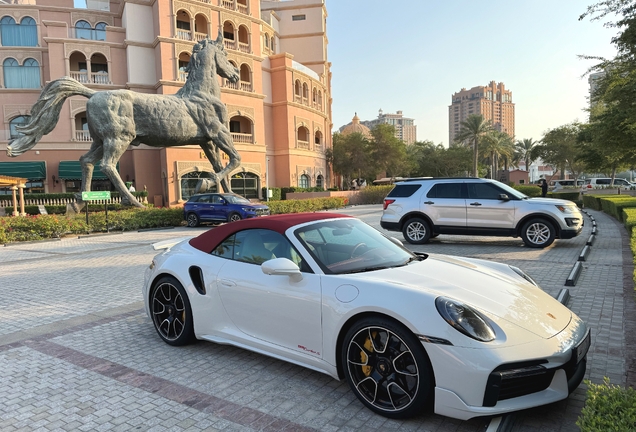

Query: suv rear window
[387,184,421,198]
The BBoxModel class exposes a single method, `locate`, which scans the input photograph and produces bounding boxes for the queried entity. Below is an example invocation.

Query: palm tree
[515,138,538,172]
[481,131,515,179]
[455,114,493,177]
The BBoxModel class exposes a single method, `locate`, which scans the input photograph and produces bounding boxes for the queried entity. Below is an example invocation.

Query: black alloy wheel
[150,276,195,346]
[186,212,200,227]
[342,317,434,419]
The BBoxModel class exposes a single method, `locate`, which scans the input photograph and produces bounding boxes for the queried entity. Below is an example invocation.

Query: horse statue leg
[200,141,231,192]
[71,140,103,213]
[100,136,144,208]
[210,127,240,193]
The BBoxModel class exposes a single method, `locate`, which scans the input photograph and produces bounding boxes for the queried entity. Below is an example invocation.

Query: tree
[330,132,372,189]
[406,141,472,177]
[515,138,539,172]
[455,114,493,177]
[369,124,409,178]
[481,131,515,179]
[533,123,585,181]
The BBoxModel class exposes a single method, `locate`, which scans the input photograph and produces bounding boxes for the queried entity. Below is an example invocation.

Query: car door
[193,194,212,221]
[210,194,227,220]
[466,182,517,229]
[422,182,467,227]
[215,229,324,357]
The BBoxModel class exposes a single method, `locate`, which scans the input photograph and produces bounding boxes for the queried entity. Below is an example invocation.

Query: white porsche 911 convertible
[143,213,590,420]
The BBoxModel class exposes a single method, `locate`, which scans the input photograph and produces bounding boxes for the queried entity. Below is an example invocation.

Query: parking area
[0,205,632,431]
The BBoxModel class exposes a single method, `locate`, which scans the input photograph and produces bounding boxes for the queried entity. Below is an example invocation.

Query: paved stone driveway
[0,205,631,431]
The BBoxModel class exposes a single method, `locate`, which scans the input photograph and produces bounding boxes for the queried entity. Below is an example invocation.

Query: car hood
[525,197,576,206]
[364,254,571,339]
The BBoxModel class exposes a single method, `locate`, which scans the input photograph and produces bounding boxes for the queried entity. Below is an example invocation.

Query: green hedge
[577,378,636,431]
[3,191,149,201]
[5,203,137,216]
[266,197,347,214]
[513,185,542,197]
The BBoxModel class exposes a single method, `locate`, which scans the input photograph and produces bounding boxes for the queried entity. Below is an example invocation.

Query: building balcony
[75,130,91,141]
[176,29,192,41]
[224,39,237,50]
[223,79,253,92]
[297,140,310,150]
[314,143,323,152]
[194,32,208,42]
[221,0,250,15]
[70,71,89,83]
[231,132,253,144]
[238,42,250,53]
[91,72,111,84]
[179,71,188,82]
[294,95,302,103]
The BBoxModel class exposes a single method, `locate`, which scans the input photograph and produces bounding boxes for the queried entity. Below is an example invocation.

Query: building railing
[0,195,147,209]
[314,143,323,152]
[223,79,253,92]
[238,41,250,53]
[69,71,111,84]
[75,130,91,141]
[70,27,106,41]
[194,32,208,42]
[231,132,254,143]
[221,0,249,15]
[176,29,191,41]
[294,94,302,103]
[297,140,310,150]
[224,39,237,50]
[179,71,188,82]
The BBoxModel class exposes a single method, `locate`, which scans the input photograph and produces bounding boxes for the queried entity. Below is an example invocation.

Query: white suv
[581,177,632,191]
[381,178,583,248]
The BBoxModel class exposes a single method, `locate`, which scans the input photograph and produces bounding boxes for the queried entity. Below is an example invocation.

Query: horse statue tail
[7,77,96,157]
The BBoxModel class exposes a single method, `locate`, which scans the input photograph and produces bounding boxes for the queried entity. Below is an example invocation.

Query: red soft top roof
[189,212,352,254]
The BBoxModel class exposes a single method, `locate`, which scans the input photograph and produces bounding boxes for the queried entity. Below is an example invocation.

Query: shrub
[513,185,542,197]
[354,186,394,204]
[583,194,603,210]
[0,214,88,243]
[598,197,636,221]
[261,187,282,201]
[548,191,581,202]
[266,197,347,214]
[577,378,636,432]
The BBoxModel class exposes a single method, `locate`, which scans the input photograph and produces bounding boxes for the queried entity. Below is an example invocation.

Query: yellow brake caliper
[361,331,376,376]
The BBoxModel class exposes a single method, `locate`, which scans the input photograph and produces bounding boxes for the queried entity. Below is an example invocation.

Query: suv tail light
[587,184,592,188]
[383,199,395,210]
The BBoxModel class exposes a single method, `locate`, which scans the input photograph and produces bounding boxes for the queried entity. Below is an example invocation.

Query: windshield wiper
[340,265,390,274]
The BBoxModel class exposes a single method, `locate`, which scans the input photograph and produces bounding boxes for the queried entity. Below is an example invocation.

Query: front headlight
[435,297,496,342]
[555,204,577,214]
[242,207,256,212]
[509,265,538,286]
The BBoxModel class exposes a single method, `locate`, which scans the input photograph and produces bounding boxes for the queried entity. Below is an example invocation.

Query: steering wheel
[351,242,367,258]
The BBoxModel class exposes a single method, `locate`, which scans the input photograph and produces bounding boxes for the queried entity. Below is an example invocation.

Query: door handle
[423,201,434,205]
[219,279,236,287]
[469,202,482,206]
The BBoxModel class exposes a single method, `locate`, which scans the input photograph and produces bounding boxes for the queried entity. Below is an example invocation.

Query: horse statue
[6,32,240,208]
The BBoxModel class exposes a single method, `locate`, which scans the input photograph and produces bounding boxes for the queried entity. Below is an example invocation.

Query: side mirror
[499,194,510,201]
[261,257,303,282]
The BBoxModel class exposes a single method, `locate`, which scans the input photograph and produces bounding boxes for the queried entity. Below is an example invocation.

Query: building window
[181,171,215,200]
[316,175,324,190]
[0,16,37,47]
[299,174,310,188]
[95,22,107,41]
[9,115,31,139]
[3,58,40,88]
[292,15,306,21]
[231,172,259,199]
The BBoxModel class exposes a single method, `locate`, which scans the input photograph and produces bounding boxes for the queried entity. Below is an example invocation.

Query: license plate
[574,330,591,364]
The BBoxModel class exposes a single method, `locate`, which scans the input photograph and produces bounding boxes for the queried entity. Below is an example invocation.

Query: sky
[326,0,618,147]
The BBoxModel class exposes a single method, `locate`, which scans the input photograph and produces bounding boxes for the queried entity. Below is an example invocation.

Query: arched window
[299,174,310,189]
[3,58,40,88]
[181,171,216,200]
[294,80,301,97]
[75,20,92,39]
[314,130,322,145]
[270,36,275,52]
[231,172,259,199]
[302,83,309,100]
[95,22,107,41]
[264,32,269,48]
[1,16,37,46]
[9,115,31,139]
[316,175,324,190]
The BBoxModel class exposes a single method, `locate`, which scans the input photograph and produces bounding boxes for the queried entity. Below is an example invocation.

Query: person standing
[541,179,548,197]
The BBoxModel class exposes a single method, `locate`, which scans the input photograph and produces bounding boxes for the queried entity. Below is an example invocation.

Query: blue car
[184,193,270,227]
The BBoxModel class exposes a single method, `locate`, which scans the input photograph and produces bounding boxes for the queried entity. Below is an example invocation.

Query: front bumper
[426,321,589,420]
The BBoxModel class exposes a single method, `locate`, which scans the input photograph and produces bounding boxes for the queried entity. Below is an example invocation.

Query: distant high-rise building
[340,110,416,144]
[588,71,605,108]
[449,81,515,145]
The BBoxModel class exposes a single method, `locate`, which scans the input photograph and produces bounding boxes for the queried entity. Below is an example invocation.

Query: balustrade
[176,29,192,41]
[194,32,208,42]
[91,72,110,84]
[224,39,237,50]
[297,140,310,150]
[238,42,250,53]
[231,132,254,144]
[70,71,89,83]
[179,71,188,82]
[75,130,91,141]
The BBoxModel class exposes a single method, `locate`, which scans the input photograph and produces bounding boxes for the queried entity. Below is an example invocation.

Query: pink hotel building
[0,0,332,206]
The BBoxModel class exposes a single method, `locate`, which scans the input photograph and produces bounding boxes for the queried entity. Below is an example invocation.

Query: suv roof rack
[400,177,479,182]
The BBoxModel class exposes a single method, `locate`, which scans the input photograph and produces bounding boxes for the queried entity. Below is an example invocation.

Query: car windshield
[294,219,418,274]
[492,180,528,199]
[224,194,251,204]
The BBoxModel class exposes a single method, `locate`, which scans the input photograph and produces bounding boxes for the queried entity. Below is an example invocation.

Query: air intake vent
[189,266,205,295]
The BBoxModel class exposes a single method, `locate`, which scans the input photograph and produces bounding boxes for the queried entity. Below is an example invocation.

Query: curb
[3,237,62,247]
[565,211,595,286]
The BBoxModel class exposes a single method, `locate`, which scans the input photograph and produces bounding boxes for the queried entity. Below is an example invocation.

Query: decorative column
[11,186,18,216]
[18,184,26,216]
